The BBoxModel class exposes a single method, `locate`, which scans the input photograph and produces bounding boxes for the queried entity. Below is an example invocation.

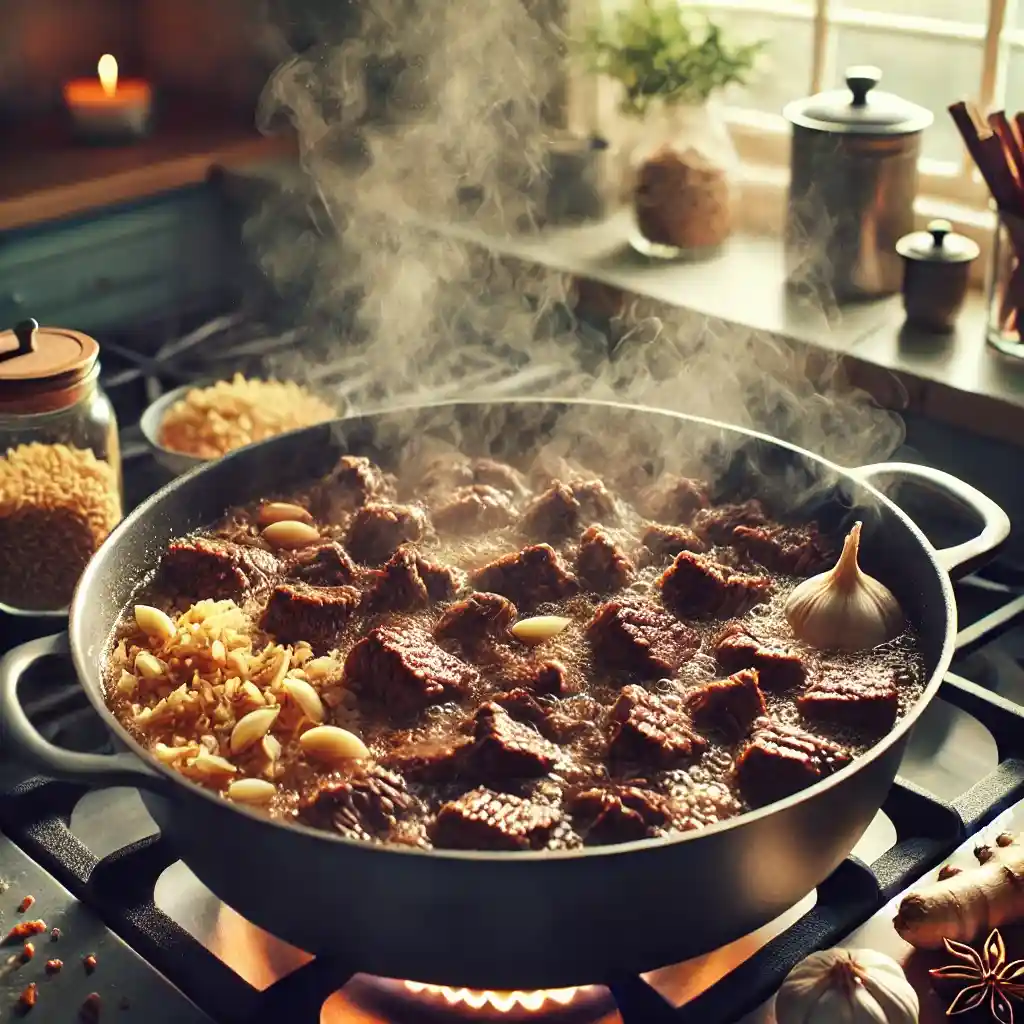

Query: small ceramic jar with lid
[0,319,122,614]
[896,219,980,332]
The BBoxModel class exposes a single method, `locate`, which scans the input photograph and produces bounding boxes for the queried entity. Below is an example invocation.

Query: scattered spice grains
[79,992,102,1023]
[5,920,46,942]
[50,927,61,942]
[17,982,37,1010]
[21,942,34,962]
[45,958,62,974]
[83,952,98,974]
[17,895,34,914]
[0,877,10,894]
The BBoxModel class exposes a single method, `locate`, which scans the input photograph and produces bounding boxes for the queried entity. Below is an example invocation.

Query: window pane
[829,28,982,163]
[1003,46,1024,110]
[712,12,814,116]
[835,0,986,22]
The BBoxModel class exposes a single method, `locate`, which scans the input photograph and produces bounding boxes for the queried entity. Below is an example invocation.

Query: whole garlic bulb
[784,522,903,651]
[774,948,919,1024]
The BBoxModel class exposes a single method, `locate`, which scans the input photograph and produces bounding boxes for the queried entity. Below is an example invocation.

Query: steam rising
[252,0,904,484]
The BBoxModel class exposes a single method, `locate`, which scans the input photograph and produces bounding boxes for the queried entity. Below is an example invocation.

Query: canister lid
[0,319,99,384]
[0,319,101,412]
[784,66,934,136]
[896,219,980,264]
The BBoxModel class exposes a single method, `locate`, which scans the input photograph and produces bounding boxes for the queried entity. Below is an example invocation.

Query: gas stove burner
[349,977,613,1022]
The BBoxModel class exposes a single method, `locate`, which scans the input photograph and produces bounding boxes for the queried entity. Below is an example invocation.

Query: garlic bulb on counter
[784,522,903,651]
[774,948,919,1024]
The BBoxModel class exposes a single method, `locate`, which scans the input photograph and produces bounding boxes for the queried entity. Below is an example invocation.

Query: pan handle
[850,462,1010,576]
[0,633,167,793]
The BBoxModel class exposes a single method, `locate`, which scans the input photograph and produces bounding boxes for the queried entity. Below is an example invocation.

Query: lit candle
[63,55,152,144]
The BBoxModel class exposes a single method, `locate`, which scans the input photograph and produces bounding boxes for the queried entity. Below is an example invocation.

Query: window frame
[568,0,1022,218]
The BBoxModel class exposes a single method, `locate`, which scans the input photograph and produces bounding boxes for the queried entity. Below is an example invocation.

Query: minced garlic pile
[108,599,362,806]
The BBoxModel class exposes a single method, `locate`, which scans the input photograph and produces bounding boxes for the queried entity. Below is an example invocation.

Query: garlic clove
[784,522,904,652]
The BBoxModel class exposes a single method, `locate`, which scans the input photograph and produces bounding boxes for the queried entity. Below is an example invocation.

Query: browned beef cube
[659,551,771,619]
[432,485,518,534]
[469,544,579,610]
[520,481,580,539]
[754,645,809,691]
[472,458,529,498]
[638,476,710,524]
[492,686,592,743]
[160,537,279,599]
[262,583,360,649]
[434,592,518,647]
[289,541,356,587]
[608,684,707,768]
[692,500,767,543]
[577,525,635,592]
[381,737,472,783]
[570,785,671,843]
[732,523,835,576]
[345,625,479,717]
[714,626,807,691]
[421,556,462,602]
[346,503,428,565]
[570,478,622,525]
[432,788,560,851]
[642,524,707,561]
[497,655,577,697]
[735,719,850,807]
[298,765,419,841]
[798,670,899,733]
[586,600,699,678]
[714,626,762,673]
[492,688,549,729]
[684,669,767,742]
[527,658,573,696]
[469,702,560,780]
[415,453,475,496]
[364,546,461,612]
[315,455,395,520]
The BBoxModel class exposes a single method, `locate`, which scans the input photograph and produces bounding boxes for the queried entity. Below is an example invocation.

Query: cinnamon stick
[949,101,1022,212]
[988,110,1024,191]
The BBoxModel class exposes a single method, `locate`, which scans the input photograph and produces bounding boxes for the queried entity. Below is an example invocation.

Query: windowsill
[438,208,1024,447]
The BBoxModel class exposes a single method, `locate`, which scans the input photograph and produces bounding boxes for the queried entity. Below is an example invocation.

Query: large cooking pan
[0,400,1010,990]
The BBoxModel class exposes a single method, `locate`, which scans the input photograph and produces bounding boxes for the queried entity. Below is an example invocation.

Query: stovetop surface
[2,316,1024,1022]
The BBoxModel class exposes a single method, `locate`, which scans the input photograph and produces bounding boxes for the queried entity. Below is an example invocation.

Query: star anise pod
[930,929,1024,1023]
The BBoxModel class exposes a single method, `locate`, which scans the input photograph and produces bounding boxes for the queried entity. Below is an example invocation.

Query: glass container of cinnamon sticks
[987,211,1024,358]
[949,101,1024,358]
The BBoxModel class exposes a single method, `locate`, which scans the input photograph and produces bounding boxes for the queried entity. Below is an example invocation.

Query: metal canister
[784,66,934,302]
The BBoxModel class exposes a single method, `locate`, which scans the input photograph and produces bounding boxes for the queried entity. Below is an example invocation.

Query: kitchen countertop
[437,210,1024,448]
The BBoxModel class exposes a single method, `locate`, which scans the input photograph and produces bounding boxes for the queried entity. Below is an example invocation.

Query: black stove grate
[3,661,1024,1024]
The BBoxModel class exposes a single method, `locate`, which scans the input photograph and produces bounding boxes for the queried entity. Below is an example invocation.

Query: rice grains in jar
[0,319,121,613]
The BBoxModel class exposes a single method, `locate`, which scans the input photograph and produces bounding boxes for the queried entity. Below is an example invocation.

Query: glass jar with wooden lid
[0,319,122,614]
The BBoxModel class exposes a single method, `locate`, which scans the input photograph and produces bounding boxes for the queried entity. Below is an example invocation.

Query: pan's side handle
[849,462,1010,576]
[0,633,167,793]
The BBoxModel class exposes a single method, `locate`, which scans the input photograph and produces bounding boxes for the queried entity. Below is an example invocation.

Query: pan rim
[71,396,955,864]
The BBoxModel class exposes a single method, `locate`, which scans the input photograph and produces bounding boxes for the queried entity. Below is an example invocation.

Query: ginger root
[894,832,1024,949]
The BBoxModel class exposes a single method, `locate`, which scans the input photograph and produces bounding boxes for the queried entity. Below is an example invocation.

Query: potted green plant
[583,0,765,256]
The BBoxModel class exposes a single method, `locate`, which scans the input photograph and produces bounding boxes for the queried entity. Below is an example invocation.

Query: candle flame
[97,54,118,97]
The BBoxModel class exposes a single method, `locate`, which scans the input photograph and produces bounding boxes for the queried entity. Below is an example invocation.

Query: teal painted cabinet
[0,185,239,333]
